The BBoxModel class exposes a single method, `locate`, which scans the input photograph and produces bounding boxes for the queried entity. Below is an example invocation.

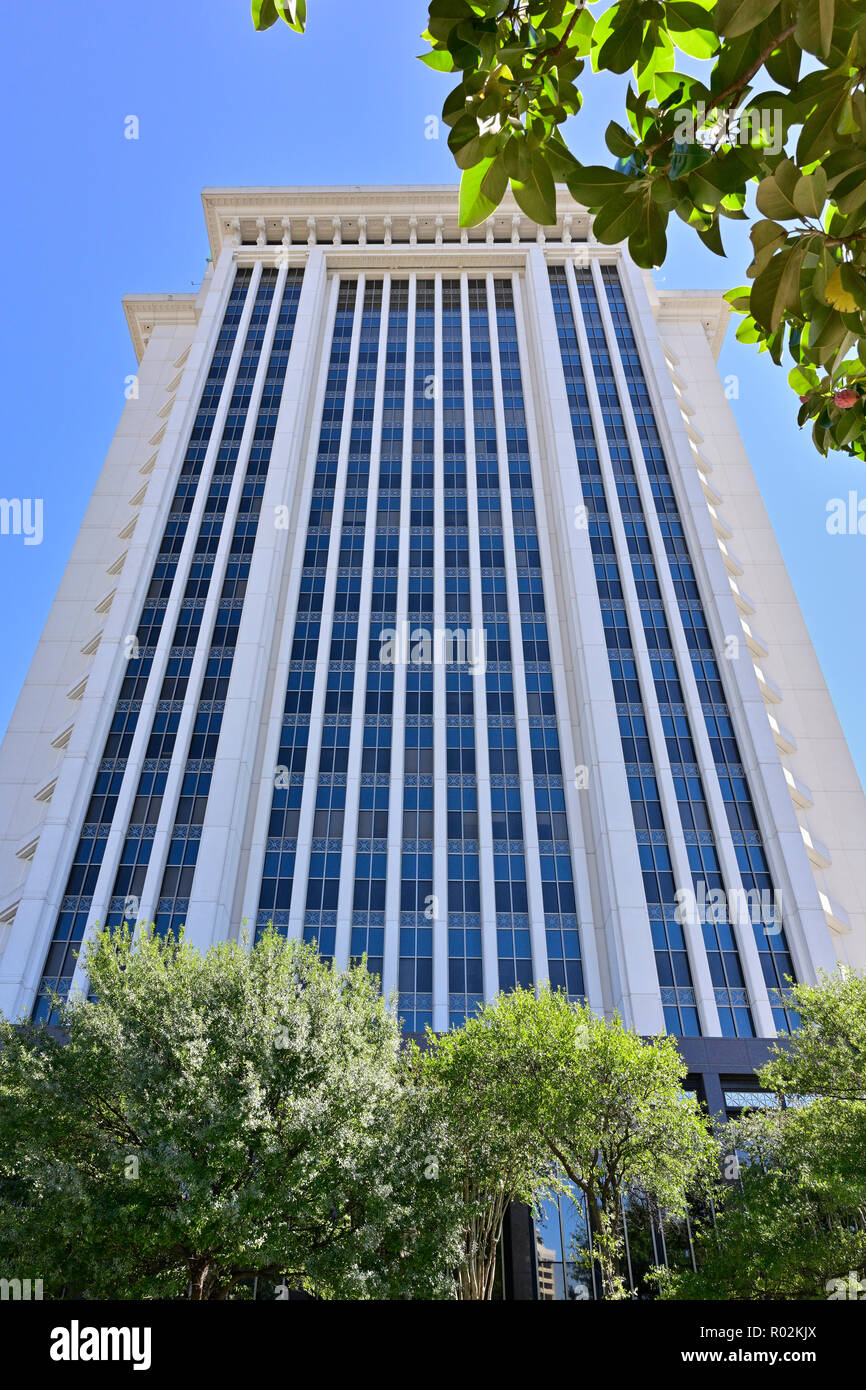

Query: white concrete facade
[0,184,863,1033]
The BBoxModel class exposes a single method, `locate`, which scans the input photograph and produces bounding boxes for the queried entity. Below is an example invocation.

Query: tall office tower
[2,188,865,1128]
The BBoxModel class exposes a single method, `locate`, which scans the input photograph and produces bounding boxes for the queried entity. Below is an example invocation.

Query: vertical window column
[601,264,799,1033]
[432,275,450,1032]
[548,264,706,1036]
[230,249,329,942]
[101,266,277,942]
[510,271,604,1013]
[382,278,416,1006]
[296,280,375,956]
[333,276,392,971]
[32,265,254,1021]
[152,267,304,943]
[495,277,585,1002]
[255,277,358,942]
[398,279,435,1032]
[521,245,663,1035]
[459,272,499,1010]
[486,274,551,991]
[591,261,769,1036]
[350,278,408,986]
[442,278,482,1027]
[572,263,746,1036]
[469,278,532,996]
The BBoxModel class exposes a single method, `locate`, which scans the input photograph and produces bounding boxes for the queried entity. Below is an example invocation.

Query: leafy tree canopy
[0,928,461,1300]
[426,987,719,1298]
[421,993,560,1299]
[660,971,866,1299]
[253,0,866,461]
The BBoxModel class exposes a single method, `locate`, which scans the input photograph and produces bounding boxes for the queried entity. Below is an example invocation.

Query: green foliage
[417,0,866,461]
[8,923,863,1301]
[427,987,719,1299]
[0,927,462,1300]
[252,0,306,33]
[252,0,866,459]
[422,994,560,1299]
[660,971,866,1299]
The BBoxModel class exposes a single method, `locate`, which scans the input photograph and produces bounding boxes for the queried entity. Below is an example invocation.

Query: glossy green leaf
[747,218,788,275]
[696,217,726,256]
[793,170,828,219]
[628,197,668,268]
[797,81,854,167]
[252,0,279,31]
[591,189,647,244]
[418,49,458,72]
[504,138,532,182]
[840,264,866,312]
[795,0,836,58]
[789,365,820,393]
[564,165,635,207]
[275,0,306,33]
[755,162,800,221]
[510,150,557,226]
[459,157,507,226]
[715,0,783,40]
[751,245,806,333]
[605,121,638,160]
[597,14,644,74]
[765,32,801,86]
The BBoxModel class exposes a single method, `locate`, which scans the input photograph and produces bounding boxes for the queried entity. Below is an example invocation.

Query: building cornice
[653,288,731,361]
[120,187,729,363]
[200,183,591,261]
[123,293,201,363]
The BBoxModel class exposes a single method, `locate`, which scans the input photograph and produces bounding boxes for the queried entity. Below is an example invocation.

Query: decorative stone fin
[16,838,39,863]
[50,724,74,750]
[148,423,167,447]
[94,589,116,616]
[173,345,190,369]
[66,676,88,701]
[34,778,57,804]
[118,516,138,541]
[129,484,148,507]
[80,630,103,657]
[819,890,851,935]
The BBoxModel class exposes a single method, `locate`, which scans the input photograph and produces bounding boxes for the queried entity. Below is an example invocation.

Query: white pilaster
[524,245,664,1033]
[288,277,366,941]
[237,263,337,939]
[486,272,549,989]
[382,277,416,1006]
[334,275,391,970]
[592,259,776,1037]
[460,273,499,1003]
[512,270,604,1015]
[0,248,246,1018]
[565,257,721,1037]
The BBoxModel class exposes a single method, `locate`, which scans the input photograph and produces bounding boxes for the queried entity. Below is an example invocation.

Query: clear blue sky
[1,1,864,786]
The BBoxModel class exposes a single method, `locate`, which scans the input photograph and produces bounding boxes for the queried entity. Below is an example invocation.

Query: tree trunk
[188,1258,212,1301]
